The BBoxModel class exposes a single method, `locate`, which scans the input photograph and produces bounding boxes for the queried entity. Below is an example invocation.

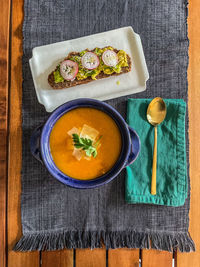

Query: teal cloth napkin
[126,99,187,206]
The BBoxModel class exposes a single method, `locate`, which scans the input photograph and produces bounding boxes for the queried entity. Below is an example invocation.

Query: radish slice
[102,50,118,67]
[81,52,100,69]
[60,60,79,80]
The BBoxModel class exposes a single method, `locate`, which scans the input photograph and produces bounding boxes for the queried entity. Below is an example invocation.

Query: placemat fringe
[13,231,195,252]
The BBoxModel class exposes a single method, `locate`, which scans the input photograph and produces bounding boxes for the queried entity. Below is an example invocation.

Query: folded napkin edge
[128,98,186,104]
[125,190,187,207]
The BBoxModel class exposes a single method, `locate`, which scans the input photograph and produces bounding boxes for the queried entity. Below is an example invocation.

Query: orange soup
[49,107,122,180]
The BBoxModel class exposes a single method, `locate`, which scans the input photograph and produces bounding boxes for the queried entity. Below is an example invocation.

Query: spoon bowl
[147,97,166,126]
[147,97,167,195]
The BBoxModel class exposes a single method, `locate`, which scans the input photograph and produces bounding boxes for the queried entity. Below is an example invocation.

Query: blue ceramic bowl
[30,99,140,189]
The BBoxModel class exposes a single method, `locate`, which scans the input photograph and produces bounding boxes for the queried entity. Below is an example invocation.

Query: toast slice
[48,47,132,90]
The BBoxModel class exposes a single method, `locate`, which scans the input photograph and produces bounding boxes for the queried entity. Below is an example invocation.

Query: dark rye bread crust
[48,48,132,89]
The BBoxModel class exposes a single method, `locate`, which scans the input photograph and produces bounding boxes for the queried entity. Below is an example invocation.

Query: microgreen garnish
[72,134,102,158]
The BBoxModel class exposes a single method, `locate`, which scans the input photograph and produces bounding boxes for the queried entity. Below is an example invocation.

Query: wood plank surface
[7,0,40,266]
[108,248,139,267]
[176,0,200,266]
[142,250,172,267]
[3,1,200,267]
[0,0,11,266]
[41,250,73,267]
[76,248,106,267]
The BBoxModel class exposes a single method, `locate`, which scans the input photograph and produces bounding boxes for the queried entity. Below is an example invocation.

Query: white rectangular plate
[29,26,149,112]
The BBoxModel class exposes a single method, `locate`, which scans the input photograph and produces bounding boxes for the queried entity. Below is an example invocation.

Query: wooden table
[1,0,200,266]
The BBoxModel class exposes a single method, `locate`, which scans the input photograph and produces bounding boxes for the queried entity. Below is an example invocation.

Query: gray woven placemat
[14,0,195,252]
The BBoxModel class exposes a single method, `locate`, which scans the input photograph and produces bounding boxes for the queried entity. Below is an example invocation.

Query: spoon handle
[151,126,157,195]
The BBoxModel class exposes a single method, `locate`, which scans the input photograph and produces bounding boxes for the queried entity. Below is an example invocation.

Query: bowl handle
[125,126,141,167]
[30,124,43,164]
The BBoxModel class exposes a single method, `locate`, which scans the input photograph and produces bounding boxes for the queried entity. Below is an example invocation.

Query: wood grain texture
[42,250,73,267]
[3,1,200,267]
[0,0,10,266]
[176,0,200,265]
[142,250,172,267]
[76,249,106,267]
[7,0,39,266]
[108,249,139,267]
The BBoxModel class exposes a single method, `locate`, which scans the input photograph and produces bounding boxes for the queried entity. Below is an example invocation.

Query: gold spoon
[147,97,167,195]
